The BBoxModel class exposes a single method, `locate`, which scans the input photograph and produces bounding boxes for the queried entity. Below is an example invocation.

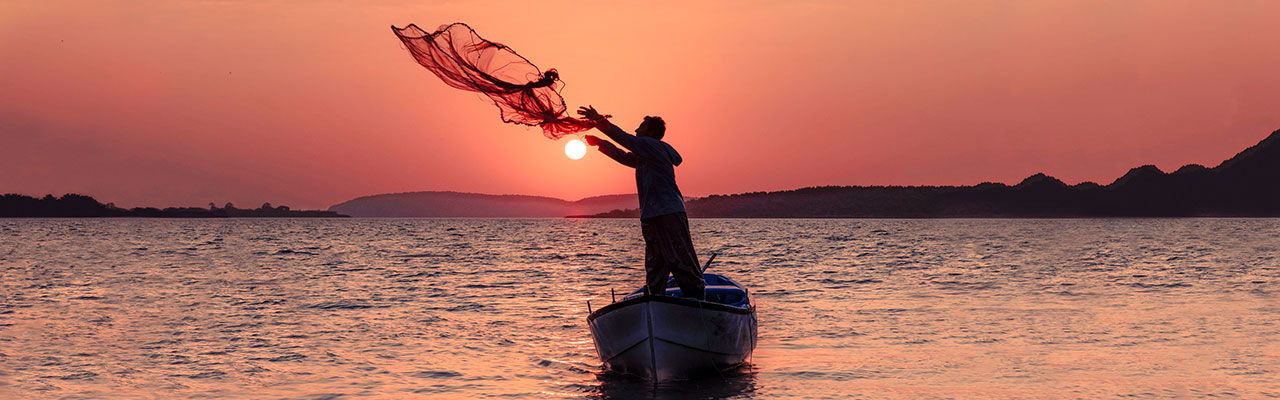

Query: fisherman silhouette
[577,105,705,300]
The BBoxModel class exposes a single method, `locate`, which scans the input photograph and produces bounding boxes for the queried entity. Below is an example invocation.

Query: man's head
[636,116,666,140]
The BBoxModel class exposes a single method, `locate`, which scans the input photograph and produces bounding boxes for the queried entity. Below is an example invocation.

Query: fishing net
[391,23,592,139]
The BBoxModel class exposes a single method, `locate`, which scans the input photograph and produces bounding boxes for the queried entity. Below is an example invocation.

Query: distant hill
[591,129,1280,218]
[0,194,347,218]
[327,191,637,217]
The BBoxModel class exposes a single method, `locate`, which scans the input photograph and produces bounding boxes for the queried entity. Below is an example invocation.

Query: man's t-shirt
[596,128,686,220]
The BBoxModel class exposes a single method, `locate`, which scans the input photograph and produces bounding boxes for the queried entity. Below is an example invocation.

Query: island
[590,129,1280,218]
[0,194,347,218]
[14,128,1278,219]
[327,192,636,218]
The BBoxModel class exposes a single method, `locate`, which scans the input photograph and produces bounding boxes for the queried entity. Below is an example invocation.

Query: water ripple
[0,218,1277,398]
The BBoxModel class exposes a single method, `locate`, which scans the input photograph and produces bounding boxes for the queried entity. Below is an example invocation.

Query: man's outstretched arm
[578,106,639,151]
[586,135,637,168]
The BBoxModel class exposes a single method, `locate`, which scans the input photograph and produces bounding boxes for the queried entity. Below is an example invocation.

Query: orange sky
[3,1,1279,209]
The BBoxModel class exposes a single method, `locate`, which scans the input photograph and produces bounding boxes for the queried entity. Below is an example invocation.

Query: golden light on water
[565,139,586,160]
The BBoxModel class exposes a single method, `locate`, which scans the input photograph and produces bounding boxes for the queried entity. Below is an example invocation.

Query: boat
[587,267,757,381]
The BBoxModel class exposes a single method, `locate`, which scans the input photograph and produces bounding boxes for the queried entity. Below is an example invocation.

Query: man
[577,105,705,300]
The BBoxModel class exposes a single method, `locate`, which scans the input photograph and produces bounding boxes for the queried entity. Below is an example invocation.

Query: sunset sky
[3,1,1279,209]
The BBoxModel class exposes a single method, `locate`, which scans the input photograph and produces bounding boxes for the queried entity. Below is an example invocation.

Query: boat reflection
[590,365,759,399]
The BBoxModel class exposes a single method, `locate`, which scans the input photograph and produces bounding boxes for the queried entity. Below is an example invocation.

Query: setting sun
[565,139,586,160]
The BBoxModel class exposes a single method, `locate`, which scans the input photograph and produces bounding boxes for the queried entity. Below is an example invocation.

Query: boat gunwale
[587,294,755,322]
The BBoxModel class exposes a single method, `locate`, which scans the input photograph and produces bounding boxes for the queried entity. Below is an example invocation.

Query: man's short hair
[644,116,666,140]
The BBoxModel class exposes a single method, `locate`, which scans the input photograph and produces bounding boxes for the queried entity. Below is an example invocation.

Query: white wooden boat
[587,272,757,381]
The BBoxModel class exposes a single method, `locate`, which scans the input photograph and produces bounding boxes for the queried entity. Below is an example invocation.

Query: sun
[565,139,587,160]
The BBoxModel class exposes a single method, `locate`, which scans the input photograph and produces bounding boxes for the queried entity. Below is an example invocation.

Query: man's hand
[576,105,611,122]
[584,135,605,146]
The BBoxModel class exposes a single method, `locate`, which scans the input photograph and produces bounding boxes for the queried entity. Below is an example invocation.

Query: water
[1,218,1278,399]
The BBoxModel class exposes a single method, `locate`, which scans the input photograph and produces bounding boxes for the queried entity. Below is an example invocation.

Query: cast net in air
[391,23,592,139]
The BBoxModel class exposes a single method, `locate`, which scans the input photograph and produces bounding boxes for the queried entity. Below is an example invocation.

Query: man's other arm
[587,136,637,168]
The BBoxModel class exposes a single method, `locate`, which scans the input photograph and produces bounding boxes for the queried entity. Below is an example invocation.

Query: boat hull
[588,294,757,381]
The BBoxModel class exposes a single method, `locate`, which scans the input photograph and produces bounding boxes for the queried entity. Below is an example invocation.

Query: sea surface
[1,218,1278,399]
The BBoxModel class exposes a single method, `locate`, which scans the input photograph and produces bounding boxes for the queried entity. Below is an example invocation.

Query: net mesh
[391,23,591,139]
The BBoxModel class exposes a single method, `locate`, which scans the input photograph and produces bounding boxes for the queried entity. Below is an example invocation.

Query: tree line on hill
[0,194,346,218]
[592,129,1280,218]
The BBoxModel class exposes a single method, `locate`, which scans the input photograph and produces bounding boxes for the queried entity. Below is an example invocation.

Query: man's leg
[641,217,670,296]
[660,212,705,300]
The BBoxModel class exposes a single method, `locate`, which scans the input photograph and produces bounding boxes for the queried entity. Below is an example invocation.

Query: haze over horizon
[4,1,1280,209]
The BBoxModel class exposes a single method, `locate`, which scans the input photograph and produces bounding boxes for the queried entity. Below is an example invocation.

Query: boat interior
[620,273,751,308]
